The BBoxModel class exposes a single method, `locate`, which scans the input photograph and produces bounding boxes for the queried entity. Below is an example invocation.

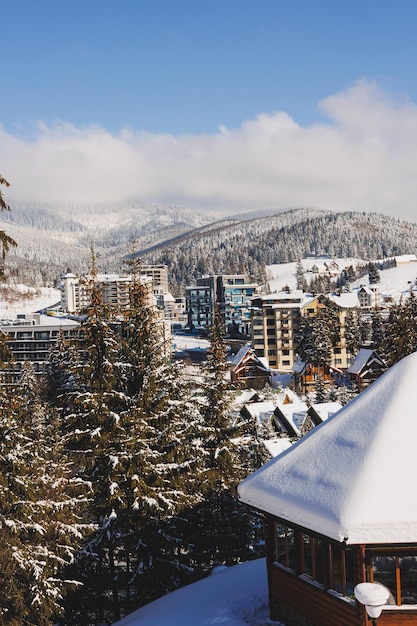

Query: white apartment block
[60,268,168,314]
[0,313,80,381]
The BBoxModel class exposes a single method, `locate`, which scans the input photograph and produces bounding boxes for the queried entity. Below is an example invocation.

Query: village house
[346,348,387,392]
[356,284,382,310]
[230,345,271,389]
[239,352,417,625]
[301,401,343,435]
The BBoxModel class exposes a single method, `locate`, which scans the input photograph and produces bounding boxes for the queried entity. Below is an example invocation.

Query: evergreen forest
[0,256,269,625]
[3,202,417,292]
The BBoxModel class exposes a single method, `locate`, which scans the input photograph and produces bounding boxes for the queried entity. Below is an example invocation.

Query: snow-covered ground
[115,558,283,626]
[0,285,61,319]
[266,256,417,303]
[350,259,417,301]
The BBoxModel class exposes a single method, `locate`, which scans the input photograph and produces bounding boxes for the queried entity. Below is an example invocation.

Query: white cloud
[1,79,417,221]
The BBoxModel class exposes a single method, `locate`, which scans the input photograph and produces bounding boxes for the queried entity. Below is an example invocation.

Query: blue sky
[2,0,417,220]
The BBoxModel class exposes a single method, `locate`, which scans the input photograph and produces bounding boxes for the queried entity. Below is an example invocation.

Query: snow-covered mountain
[2,203,417,291]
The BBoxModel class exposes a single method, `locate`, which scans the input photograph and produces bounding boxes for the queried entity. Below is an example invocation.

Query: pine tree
[0,174,17,279]
[344,308,361,357]
[295,259,307,291]
[185,305,266,573]
[371,311,386,350]
[0,377,87,625]
[314,374,328,404]
[56,249,132,624]
[368,262,381,284]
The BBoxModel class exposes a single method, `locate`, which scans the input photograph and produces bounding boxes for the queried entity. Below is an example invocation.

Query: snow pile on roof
[239,352,417,545]
[114,558,281,626]
[244,401,276,422]
[264,438,293,458]
[309,402,342,422]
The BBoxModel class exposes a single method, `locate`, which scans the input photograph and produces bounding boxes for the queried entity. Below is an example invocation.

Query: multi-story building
[356,284,381,309]
[251,290,358,372]
[185,274,258,337]
[251,291,305,371]
[0,313,80,382]
[60,269,165,313]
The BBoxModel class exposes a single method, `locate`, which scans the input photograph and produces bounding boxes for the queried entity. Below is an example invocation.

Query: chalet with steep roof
[230,345,271,389]
[346,348,386,391]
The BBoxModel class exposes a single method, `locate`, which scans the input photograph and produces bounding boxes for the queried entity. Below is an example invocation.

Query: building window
[370,554,417,605]
[273,521,356,598]
[301,534,325,586]
[275,524,296,572]
[329,543,355,597]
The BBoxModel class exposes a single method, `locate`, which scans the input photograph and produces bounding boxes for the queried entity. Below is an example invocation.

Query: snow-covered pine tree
[368,262,381,284]
[186,304,266,573]
[56,249,133,624]
[371,311,386,351]
[314,374,328,404]
[0,174,17,279]
[344,308,361,357]
[381,293,417,367]
[117,248,208,607]
[0,372,88,625]
[295,259,307,291]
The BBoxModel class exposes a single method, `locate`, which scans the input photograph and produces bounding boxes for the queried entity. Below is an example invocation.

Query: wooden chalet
[272,402,308,439]
[292,359,334,391]
[231,345,271,390]
[301,401,342,435]
[346,349,386,392]
[239,352,417,625]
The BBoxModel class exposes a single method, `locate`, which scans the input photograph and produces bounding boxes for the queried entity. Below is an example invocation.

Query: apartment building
[185,274,258,337]
[251,291,304,371]
[251,290,358,372]
[60,269,163,313]
[0,313,80,381]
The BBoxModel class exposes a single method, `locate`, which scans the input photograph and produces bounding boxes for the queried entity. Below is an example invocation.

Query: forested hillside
[142,209,417,292]
[2,202,417,292]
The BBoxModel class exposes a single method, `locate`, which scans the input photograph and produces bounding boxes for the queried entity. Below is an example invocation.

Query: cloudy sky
[2,0,417,221]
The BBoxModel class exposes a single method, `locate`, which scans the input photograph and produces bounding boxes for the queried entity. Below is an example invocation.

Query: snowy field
[0,285,61,319]
[266,256,417,303]
[115,558,283,626]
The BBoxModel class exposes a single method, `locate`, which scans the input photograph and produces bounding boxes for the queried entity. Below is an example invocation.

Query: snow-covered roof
[292,359,306,374]
[263,438,293,458]
[308,402,342,422]
[327,291,359,309]
[238,351,417,545]
[231,345,253,366]
[274,402,308,436]
[346,348,382,375]
[243,401,276,422]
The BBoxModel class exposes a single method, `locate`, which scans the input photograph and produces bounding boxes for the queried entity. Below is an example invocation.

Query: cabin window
[301,534,325,586]
[329,543,355,597]
[273,521,355,598]
[275,523,296,572]
[371,554,417,605]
